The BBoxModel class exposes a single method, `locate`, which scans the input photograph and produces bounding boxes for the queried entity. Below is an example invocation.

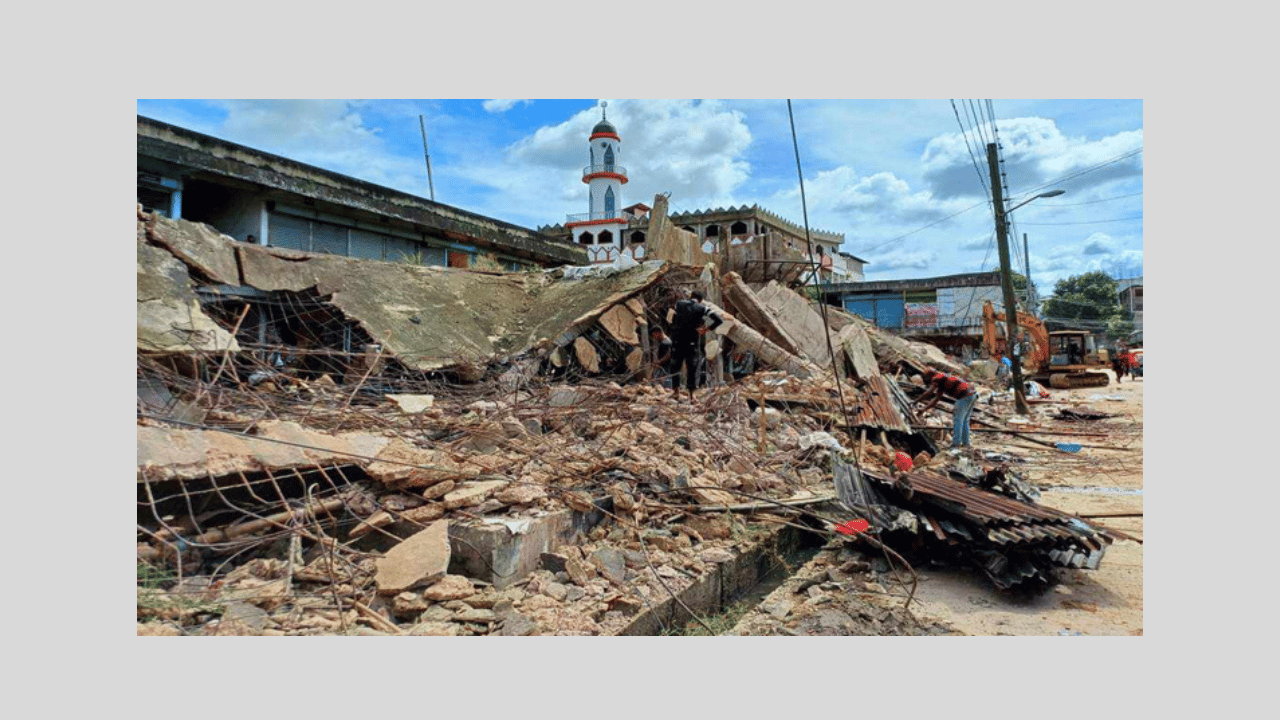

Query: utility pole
[1023,232,1032,314]
[419,115,436,202]
[988,143,1029,415]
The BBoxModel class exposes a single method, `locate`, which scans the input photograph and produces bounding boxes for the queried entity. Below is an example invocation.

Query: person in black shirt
[668,290,723,401]
[650,327,675,388]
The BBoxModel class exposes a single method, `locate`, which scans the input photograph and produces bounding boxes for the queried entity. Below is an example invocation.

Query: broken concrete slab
[753,281,833,365]
[448,498,612,590]
[375,520,451,595]
[598,304,640,345]
[365,440,476,488]
[422,574,474,601]
[588,547,627,584]
[136,420,390,483]
[137,235,241,354]
[385,394,435,413]
[144,214,242,286]
[442,480,508,510]
[143,215,671,374]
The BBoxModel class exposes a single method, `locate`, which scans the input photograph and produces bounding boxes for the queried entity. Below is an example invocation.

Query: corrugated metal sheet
[849,375,913,433]
[859,466,1117,551]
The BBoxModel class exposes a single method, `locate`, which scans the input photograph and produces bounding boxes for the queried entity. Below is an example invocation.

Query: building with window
[1116,276,1143,330]
[545,201,862,280]
[137,116,586,271]
[821,271,1007,355]
[542,108,864,282]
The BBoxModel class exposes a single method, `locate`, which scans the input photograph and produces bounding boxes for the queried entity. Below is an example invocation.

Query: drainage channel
[618,518,827,636]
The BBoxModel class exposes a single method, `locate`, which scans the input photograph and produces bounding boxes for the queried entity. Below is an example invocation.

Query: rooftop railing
[582,164,627,177]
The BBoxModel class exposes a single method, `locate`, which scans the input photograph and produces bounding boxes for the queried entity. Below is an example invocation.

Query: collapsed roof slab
[139,215,671,373]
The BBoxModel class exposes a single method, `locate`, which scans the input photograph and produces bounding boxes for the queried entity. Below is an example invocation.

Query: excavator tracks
[1047,372,1110,389]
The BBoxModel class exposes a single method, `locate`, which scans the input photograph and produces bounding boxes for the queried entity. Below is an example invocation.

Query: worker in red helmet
[915,367,977,450]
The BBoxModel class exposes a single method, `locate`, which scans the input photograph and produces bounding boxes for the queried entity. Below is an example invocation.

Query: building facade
[137,116,586,271]
[821,271,1008,354]
[1116,276,1143,330]
[544,109,864,281]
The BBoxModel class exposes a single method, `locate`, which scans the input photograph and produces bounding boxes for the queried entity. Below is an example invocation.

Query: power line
[851,200,988,254]
[1039,191,1143,207]
[950,99,991,204]
[1020,215,1143,226]
[855,131,1143,259]
[1010,147,1143,202]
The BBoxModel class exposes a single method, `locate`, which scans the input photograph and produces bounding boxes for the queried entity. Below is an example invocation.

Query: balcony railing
[566,210,626,223]
[582,164,627,178]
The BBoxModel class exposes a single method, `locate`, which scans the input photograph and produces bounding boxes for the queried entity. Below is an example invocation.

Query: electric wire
[951,99,991,204]
[1019,216,1143,226]
[1038,191,1143,207]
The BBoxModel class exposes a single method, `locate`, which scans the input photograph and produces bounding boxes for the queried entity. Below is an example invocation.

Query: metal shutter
[311,220,348,256]
[418,245,447,267]
[384,237,417,264]
[268,212,310,250]
[349,229,385,260]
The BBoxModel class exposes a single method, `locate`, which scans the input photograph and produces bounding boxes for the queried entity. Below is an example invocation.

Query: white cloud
[458,99,754,226]
[866,250,936,271]
[921,117,1143,199]
[1081,232,1114,255]
[212,100,426,193]
[482,99,532,113]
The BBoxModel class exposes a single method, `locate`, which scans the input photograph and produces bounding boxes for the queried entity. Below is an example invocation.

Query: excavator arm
[981,301,1049,373]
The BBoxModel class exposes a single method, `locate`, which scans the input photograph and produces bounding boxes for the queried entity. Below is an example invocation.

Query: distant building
[543,108,863,282]
[1116,276,1143,330]
[137,116,585,271]
[821,271,1008,355]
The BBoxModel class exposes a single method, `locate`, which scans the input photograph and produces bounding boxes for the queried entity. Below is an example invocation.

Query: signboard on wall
[904,303,939,328]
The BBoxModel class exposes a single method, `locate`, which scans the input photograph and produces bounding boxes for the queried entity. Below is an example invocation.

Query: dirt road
[906,371,1144,636]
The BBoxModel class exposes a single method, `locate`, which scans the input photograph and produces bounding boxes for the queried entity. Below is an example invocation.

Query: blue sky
[136,99,1143,292]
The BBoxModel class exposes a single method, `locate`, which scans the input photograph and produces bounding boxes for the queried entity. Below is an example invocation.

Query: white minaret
[566,102,629,263]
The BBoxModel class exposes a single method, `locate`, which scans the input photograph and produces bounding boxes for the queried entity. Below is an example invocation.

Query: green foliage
[1009,271,1030,292]
[1042,271,1122,322]
[397,249,430,266]
[1105,314,1135,341]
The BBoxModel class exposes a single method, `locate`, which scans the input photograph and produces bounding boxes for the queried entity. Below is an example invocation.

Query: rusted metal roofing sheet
[860,467,1117,547]
[849,375,913,433]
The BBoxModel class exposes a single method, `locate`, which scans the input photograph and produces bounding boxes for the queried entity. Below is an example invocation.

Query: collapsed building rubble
[137,208,1130,636]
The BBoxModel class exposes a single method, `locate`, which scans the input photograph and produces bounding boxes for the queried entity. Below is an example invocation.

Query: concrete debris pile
[137,210,1124,636]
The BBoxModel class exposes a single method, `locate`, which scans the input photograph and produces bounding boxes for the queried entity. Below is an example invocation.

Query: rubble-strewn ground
[902,372,1143,636]
[137,212,1141,637]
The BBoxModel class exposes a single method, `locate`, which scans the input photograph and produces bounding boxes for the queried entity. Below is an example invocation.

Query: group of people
[1111,343,1137,382]
[649,290,723,401]
[647,290,980,451]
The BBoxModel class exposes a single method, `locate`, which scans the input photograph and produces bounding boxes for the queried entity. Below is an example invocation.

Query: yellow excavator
[982,301,1110,389]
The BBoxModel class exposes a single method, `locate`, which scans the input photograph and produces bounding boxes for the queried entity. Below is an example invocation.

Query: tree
[1105,315,1135,341]
[1007,271,1038,313]
[1042,271,1123,323]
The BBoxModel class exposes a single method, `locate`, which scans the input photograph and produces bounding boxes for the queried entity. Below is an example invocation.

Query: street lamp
[1006,189,1065,214]
[993,188,1064,412]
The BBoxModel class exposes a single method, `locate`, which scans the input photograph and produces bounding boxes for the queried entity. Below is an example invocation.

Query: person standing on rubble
[912,365,977,450]
[650,327,676,388]
[669,290,723,401]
